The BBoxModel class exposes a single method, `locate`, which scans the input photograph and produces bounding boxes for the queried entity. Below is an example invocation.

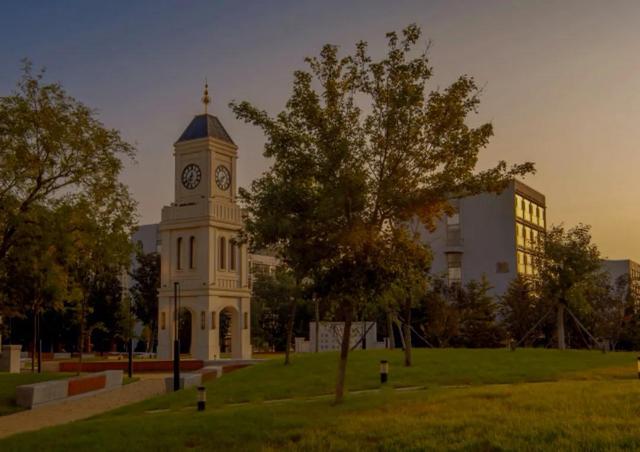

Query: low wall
[59,360,204,373]
[164,366,221,392]
[16,370,123,408]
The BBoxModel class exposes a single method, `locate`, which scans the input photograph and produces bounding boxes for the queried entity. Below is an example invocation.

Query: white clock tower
[157,85,251,361]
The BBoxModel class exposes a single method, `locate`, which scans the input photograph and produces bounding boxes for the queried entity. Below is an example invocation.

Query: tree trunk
[386,310,395,349]
[557,302,566,350]
[284,297,297,365]
[314,297,320,353]
[78,298,85,376]
[334,303,353,404]
[403,299,412,367]
[31,306,36,373]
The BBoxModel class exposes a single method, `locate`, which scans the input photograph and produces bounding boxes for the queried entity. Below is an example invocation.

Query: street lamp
[173,282,181,391]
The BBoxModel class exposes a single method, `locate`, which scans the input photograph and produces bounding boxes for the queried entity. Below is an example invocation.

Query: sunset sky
[1,0,639,261]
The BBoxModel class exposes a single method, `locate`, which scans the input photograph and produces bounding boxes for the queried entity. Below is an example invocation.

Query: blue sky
[2,0,640,259]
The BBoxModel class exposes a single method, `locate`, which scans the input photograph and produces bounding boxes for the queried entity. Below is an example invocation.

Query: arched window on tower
[229,240,236,271]
[189,236,196,269]
[177,237,183,270]
[219,237,226,270]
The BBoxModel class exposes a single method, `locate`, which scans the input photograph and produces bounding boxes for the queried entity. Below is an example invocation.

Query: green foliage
[251,267,299,352]
[231,24,533,399]
[0,62,137,353]
[499,276,551,346]
[454,277,505,348]
[129,250,160,352]
[418,277,459,347]
[537,224,603,309]
[0,61,136,267]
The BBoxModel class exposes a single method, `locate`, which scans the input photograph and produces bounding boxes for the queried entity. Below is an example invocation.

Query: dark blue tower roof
[177,114,235,145]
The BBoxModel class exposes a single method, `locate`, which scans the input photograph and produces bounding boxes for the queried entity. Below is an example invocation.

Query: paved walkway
[0,376,166,439]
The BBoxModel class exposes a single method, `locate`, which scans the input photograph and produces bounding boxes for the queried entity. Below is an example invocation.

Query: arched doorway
[179,308,192,355]
[219,307,239,358]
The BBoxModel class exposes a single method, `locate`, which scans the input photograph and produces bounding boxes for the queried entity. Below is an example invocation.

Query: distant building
[602,259,640,300]
[294,322,385,353]
[417,180,546,295]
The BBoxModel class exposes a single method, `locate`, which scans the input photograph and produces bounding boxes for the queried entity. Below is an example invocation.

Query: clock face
[181,164,201,190]
[215,165,231,191]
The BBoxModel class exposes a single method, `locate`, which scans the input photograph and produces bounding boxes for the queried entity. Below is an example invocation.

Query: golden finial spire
[202,78,211,114]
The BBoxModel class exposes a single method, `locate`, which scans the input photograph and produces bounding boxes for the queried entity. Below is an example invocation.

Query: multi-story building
[602,259,640,301]
[417,180,546,295]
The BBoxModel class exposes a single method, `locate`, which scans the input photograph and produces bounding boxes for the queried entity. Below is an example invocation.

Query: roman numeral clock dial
[181,164,201,189]
[215,165,231,190]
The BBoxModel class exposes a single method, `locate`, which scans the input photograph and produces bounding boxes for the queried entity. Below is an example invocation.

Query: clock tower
[157,85,251,361]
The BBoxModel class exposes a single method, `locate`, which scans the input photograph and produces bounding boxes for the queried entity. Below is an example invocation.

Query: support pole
[173,282,181,391]
[37,310,42,374]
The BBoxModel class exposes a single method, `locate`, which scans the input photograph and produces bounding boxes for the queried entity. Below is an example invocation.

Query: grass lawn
[1,348,639,450]
[0,372,71,416]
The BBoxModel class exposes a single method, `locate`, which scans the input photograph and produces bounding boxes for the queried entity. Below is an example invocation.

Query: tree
[455,277,504,348]
[231,24,533,403]
[499,276,550,347]
[0,61,135,276]
[129,249,160,353]
[251,266,299,353]
[590,274,635,351]
[383,227,431,366]
[418,277,460,347]
[1,203,69,369]
[537,224,602,349]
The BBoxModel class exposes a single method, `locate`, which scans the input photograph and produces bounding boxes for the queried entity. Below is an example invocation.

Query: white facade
[295,322,385,352]
[156,113,251,361]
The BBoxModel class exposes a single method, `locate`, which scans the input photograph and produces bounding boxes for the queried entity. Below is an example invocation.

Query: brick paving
[0,376,166,439]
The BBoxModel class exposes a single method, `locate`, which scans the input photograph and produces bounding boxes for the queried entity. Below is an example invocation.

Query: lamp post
[173,282,181,391]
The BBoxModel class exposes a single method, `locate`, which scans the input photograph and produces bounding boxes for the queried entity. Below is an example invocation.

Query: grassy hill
[1,348,639,451]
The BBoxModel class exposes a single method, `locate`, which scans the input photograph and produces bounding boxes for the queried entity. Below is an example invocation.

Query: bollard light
[637,357,640,380]
[197,386,206,411]
[380,360,389,384]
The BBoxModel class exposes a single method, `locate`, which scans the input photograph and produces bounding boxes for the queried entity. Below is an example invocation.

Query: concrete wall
[418,185,517,295]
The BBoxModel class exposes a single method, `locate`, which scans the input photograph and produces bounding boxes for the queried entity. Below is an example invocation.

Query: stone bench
[163,366,221,392]
[16,370,123,408]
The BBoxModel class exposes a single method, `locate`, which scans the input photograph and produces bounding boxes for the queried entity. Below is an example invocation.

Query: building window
[201,311,206,330]
[211,311,216,330]
[229,241,237,271]
[446,253,462,286]
[219,237,226,270]
[516,223,524,247]
[189,236,196,269]
[515,195,524,219]
[517,251,525,274]
[161,312,166,330]
[177,237,183,270]
[243,312,248,330]
[446,201,461,246]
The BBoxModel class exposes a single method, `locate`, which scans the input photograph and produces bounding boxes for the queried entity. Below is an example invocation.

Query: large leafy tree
[537,224,603,349]
[0,61,135,273]
[232,24,533,403]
